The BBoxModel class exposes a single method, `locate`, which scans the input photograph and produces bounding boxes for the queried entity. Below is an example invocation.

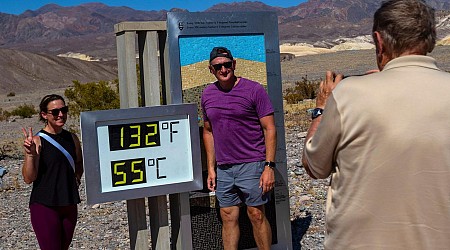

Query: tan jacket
[304,55,450,249]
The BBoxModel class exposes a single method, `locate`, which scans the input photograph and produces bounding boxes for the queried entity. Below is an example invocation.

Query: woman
[22,94,83,250]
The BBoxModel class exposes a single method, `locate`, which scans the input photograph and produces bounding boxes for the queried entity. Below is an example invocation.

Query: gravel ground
[0,115,328,250]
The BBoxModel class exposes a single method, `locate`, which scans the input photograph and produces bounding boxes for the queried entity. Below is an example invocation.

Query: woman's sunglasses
[211,61,233,71]
[47,106,69,116]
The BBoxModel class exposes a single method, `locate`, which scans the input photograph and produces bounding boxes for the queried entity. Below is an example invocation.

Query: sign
[167,12,292,250]
[80,103,202,204]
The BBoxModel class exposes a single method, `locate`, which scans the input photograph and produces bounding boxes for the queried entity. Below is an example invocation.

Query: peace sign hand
[22,127,37,156]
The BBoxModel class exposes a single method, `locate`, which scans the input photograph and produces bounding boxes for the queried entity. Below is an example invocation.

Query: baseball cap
[209,47,233,62]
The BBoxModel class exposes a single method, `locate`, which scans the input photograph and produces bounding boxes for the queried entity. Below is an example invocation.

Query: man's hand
[207,170,216,192]
[260,167,275,194]
[316,71,343,108]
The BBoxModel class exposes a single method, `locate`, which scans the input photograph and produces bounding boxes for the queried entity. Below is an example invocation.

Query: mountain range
[1,0,450,96]
[1,0,450,60]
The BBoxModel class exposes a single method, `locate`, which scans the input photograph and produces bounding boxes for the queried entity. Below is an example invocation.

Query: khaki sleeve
[304,95,342,179]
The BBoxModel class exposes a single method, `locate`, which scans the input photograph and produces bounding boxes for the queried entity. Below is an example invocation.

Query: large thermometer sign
[80,104,202,204]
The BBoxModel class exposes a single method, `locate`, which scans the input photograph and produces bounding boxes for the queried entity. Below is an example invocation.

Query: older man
[302,0,450,249]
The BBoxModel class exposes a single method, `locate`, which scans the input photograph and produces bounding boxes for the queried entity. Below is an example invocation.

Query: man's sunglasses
[47,106,69,116]
[211,61,233,71]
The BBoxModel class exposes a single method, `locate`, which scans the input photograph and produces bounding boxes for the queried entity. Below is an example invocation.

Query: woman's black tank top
[29,129,80,206]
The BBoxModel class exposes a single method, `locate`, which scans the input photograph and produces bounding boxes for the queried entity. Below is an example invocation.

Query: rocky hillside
[0,48,117,95]
[280,0,450,44]
[1,0,450,59]
[1,0,450,102]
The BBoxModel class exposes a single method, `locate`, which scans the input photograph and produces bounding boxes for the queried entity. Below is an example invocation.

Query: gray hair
[373,0,436,56]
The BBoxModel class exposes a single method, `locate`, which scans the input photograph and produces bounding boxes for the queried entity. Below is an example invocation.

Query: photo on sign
[179,34,267,125]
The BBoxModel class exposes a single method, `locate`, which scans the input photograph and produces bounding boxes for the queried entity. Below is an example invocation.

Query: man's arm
[302,71,342,178]
[302,116,322,179]
[203,120,216,191]
[260,114,276,193]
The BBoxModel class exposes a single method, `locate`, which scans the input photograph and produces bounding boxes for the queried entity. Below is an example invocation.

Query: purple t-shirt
[201,77,274,165]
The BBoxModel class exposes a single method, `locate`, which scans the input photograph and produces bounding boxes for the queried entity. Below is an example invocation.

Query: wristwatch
[265,161,276,169]
[311,108,324,120]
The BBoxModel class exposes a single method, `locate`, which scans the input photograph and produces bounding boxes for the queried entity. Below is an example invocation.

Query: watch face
[312,108,323,119]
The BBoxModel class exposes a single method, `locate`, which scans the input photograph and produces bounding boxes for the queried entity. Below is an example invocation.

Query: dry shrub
[284,100,315,131]
[0,108,11,121]
[284,76,320,104]
[10,104,36,118]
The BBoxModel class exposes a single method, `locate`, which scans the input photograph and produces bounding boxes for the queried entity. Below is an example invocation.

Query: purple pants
[29,202,78,250]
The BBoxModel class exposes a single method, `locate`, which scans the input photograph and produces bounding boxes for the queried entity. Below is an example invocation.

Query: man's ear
[232,59,236,70]
[373,31,392,70]
[373,31,384,56]
[209,65,214,74]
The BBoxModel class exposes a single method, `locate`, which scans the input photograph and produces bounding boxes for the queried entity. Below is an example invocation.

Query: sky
[1,0,307,15]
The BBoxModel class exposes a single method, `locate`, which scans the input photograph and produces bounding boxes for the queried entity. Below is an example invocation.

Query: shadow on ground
[291,212,312,250]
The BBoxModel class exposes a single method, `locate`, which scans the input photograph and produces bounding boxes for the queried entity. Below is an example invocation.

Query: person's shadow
[291,212,312,250]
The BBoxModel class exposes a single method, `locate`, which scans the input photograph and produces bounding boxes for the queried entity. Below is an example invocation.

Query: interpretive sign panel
[167,12,292,250]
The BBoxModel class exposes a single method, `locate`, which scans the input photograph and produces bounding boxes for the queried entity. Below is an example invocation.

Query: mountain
[1,0,450,97]
[280,0,450,43]
[0,3,180,59]
[1,0,450,59]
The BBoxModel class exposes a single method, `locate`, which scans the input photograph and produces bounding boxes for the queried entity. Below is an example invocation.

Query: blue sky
[1,0,307,15]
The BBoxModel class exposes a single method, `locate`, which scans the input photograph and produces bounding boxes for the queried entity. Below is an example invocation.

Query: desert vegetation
[10,104,36,118]
[0,108,10,121]
[282,76,321,131]
[0,104,37,121]
[64,80,120,117]
[284,76,320,104]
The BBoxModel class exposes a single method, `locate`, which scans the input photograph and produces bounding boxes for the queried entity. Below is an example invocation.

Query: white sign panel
[80,104,202,204]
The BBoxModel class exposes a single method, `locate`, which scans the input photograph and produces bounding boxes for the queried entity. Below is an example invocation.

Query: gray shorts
[216,161,270,208]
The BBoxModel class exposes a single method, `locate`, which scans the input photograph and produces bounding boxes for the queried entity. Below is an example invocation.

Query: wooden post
[137,29,171,250]
[116,29,149,250]
[115,21,193,249]
[169,193,192,250]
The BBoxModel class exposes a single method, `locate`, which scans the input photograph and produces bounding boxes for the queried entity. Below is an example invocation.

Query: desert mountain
[1,0,450,59]
[280,0,450,44]
[1,0,450,97]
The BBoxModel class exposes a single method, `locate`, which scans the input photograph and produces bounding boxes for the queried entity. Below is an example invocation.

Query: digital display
[80,104,203,204]
[95,118,190,191]
[108,121,160,151]
[111,158,146,187]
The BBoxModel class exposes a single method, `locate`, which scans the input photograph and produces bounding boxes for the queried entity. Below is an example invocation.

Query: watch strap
[265,161,276,169]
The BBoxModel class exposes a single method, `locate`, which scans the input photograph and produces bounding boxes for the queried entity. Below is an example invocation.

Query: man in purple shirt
[201,47,276,250]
